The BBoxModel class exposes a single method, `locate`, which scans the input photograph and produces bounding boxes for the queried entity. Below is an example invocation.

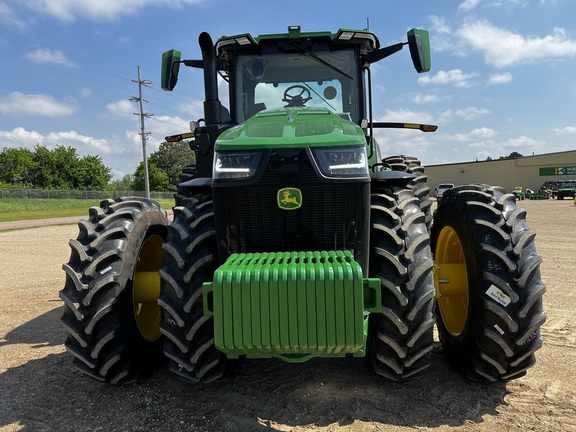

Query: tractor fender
[178,177,212,195]
[370,170,416,186]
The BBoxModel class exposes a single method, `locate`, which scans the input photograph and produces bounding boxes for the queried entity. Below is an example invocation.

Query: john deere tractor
[60,26,546,384]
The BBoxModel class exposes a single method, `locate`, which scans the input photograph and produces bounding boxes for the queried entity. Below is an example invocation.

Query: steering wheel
[282,85,312,107]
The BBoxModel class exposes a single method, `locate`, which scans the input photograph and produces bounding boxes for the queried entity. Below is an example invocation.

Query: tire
[158,194,235,382]
[60,197,169,383]
[382,155,432,230]
[174,165,197,206]
[431,185,546,381]
[367,186,436,381]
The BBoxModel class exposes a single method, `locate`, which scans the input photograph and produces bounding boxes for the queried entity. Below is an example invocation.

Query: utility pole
[130,66,153,199]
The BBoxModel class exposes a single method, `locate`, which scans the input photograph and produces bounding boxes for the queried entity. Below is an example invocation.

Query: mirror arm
[183,59,203,68]
[183,59,227,70]
[363,42,406,65]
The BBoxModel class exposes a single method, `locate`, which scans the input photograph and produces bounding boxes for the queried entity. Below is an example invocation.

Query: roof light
[339,32,354,40]
[236,37,252,45]
[337,31,377,47]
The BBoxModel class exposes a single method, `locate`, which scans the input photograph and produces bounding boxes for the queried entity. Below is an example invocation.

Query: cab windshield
[234,48,360,123]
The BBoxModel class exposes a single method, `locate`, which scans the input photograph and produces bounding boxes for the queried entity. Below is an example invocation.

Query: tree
[109,174,134,193]
[0,145,112,189]
[0,147,35,186]
[500,151,523,160]
[152,140,196,189]
[77,155,112,190]
[130,160,171,192]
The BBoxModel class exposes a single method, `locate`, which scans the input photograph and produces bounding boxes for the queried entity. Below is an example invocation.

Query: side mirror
[161,49,181,91]
[407,28,431,73]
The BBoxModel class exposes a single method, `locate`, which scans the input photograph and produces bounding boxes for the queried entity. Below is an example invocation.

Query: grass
[0,198,174,222]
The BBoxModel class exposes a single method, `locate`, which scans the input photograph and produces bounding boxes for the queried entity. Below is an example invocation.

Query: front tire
[431,185,546,381]
[367,187,436,381]
[174,165,196,206]
[381,155,432,230]
[158,194,235,382]
[60,198,168,383]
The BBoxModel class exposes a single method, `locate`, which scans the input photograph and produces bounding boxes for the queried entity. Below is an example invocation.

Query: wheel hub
[434,226,469,336]
[133,234,164,341]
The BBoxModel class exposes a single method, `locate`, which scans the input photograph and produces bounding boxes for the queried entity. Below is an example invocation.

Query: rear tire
[367,186,435,381]
[431,185,546,381]
[60,198,168,383]
[158,194,235,382]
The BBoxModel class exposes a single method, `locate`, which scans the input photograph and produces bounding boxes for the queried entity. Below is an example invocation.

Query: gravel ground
[0,199,575,431]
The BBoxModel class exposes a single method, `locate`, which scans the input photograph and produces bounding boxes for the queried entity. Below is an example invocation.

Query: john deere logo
[277,187,302,210]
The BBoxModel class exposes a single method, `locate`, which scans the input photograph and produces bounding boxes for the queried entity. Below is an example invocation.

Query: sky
[1,0,575,181]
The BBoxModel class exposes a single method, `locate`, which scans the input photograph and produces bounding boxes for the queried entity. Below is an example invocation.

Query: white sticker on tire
[486,285,511,307]
[100,266,112,275]
[494,324,505,335]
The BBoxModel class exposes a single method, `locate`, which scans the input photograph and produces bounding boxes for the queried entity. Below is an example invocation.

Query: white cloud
[428,16,468,55]
[412,93,449,104]
[505,135,542,149]
[376,108,435,124]
[0,127,117,155]
[458,20,576,68]
[25,48,77,67]
[458,0,481,11]
[80,88,92,98]
[0,4,28,28]
[429,15,451,35]
[418,69,479,88]
[46,131,115,154]
[0,127,44,144]
[488,72,512,85]
[459,0,529,11]
[106,99,136,120]
[468,135,543,160]
[454,107,490,120]
[440,107,490,123]
[13,0,205,22]
[0,92,76,117]
[552,126,576,135]
[372,109,436,157]
[144,115,190,146]
[451,127,498,142]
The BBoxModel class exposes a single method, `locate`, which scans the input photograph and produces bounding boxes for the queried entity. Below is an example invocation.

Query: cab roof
[215,26,380,56]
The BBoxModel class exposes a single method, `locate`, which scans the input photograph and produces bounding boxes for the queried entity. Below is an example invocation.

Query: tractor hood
[215,108,366,151]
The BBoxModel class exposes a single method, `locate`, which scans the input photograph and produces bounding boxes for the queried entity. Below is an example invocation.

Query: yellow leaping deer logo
[277,187,302,210]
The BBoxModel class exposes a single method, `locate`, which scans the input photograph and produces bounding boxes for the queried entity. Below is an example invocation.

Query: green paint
[203,251,380,361]
[216,108,366,151]
[540,166,576,176]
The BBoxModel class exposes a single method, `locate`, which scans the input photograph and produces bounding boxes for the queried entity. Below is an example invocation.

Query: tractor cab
[219,26,373,124]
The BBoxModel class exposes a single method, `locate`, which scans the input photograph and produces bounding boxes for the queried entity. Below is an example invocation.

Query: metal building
[424,150,576,195]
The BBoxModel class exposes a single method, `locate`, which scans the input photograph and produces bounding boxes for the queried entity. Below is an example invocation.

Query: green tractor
[60,26,546,384]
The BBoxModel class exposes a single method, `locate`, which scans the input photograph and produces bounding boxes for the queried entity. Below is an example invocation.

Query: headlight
[213,150,265,179]
[311,145,369,177]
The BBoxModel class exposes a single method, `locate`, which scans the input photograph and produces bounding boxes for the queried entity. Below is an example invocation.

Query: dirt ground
[0,199,575,431]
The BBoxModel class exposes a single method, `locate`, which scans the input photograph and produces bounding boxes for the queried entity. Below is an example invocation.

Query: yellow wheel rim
[132,234,164,341]
[434,226,469,336]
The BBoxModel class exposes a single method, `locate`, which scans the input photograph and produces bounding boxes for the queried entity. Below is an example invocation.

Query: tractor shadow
[0,308,507,431]
[0,303,63,349]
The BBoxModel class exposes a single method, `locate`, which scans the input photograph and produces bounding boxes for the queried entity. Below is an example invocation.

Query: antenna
[366,17,370,30]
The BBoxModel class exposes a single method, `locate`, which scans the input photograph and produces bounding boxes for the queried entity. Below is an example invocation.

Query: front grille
[213,150,369,269]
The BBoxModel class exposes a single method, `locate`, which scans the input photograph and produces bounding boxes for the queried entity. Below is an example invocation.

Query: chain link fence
[0,188,174,200]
